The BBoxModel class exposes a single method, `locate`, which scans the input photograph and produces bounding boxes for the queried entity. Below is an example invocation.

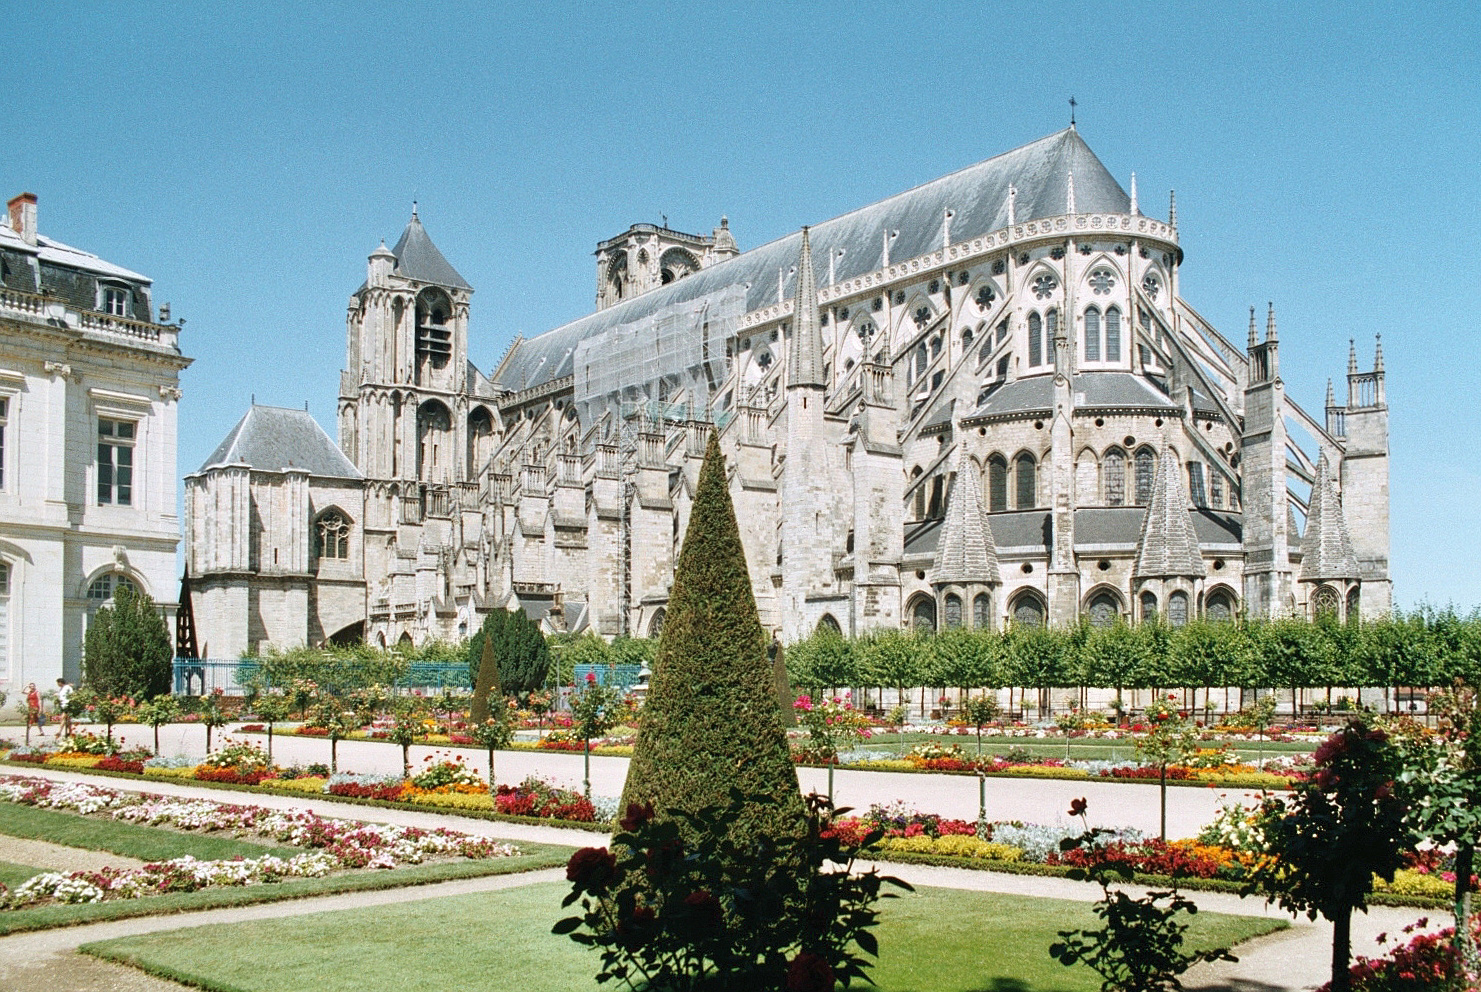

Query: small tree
[962,694,1001,756]
[469,635,501,724]
[389,697,427,778]
[254,692,292,763]
[468,608,551,695]
[195,691,229,753]
[1246,718,1409,992]
[469,700,516,786]
[526,689,553,740]
[135,694,180,755]
[1051,798,1236,991]
[314,700,363,774]
[82,583,173,699]
[571,674,623,799]
[88,691,133,744]
[1136,694,1198,843]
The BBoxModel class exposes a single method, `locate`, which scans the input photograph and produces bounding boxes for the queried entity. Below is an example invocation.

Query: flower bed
[0,775,521,910]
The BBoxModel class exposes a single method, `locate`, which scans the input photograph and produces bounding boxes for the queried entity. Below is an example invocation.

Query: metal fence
[171,659,471,697]
[573,664,644,689]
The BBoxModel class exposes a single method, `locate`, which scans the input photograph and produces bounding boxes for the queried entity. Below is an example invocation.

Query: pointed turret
[1248,306,1258,350]
[787,227,826,389]
[1325,379,1336,408]
[1300,451,1360,582]
[1348,339,1358,375]
[1374,334,1384,374]
[710,216,738,259]
[932,455,1000,586]
[1134,449,1206,579]
[1266,301,1277,342]
[389,208,471,290]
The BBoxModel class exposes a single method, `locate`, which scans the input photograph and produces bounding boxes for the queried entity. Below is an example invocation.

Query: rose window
[913,306,932,328]
[975,285,996,311]
[855,320,875,343]
[1031,274,1058,300]
[1089,269,1116,295]
[1142,273,1161,300]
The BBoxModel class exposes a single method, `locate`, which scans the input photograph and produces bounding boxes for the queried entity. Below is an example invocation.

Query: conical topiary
[621,432,805,843]
[469,634,501,724]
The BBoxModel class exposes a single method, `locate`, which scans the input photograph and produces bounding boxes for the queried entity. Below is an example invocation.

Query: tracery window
[973,593,991,629]
[1206,590,1234,622]
[1105,307,1121,362]
[1142,273,1161,300]
[987,456,1008,512]
[910,595,937,632]
[1167,591,1190,627]
[1313,586,1340,617]
[1134,449,1156,505]
[975,285,996,311]
[944,593,963,630]
[1346,588,1360,622]
[855,320,875,343]
[1087,592,1120,628]
[1188,463,1207,508]
[1210,472,1224,509]
[1015,453,1037,509]
[1089,268,1115,295]
[316,510,350,560]
[1103,448,1126,506]
[914,306,932,329]
[1011,592,1046,629]
[1140,590,1158,621]
[1028,313,1043,367]
[1032,274,1057,300]
[1085,307,1101,362]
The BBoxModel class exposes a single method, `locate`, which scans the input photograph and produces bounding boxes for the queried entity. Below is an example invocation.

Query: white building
[0,193,191,689]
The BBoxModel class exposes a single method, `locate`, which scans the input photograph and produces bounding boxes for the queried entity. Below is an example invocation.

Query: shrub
[467,608,550,696]
[621,433,804,846]
[82,583,172,698]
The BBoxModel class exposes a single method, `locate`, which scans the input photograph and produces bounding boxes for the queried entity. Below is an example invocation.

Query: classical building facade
[0,193,191,688]
[188,128,1389,656]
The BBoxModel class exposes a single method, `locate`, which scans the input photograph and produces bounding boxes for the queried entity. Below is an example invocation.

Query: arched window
[1087,591,1120,628]
[1167,590,1190,627]
[1134,449,1156,505]
[1084,307,1101,362]
[1075,450,1099,506]
[1188,463,1207,508]
[911,466,925,520]
[944,593,963,629]
[467,407,494,475]
[930,335,942,360]
[649,607,666,638]
[987,456,1008,512]
[1046,308,1059,347]
[0,562,9,667]
[1346,587,1360,622]
[1103,448,1127,506]
[1028,312,1043,367]
[316,510,350,560]
[414,288,454,378]
[1312,586,1340,617]
[1015,453,1037,509]
[1010,591,1046,628]
[909,595,937,632]
[87,573,137,605]
[817,614,842,635]
[928,475,946,518]
[973,592,991,628]
[1206,589,1235,622]
[1105,307,1121,362]
[1210,471,1223,510]
[914,344,928,383]
[1140,590,1158,621]
[417,400,453,482]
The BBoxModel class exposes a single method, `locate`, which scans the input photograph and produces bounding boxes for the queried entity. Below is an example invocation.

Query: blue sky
[4,2,1477,608]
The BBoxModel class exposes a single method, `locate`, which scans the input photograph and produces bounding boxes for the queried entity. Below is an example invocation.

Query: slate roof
[968,372,1180,421]
[198,405,362,478]
[1134,448,1206,578]
[496,128,1129,392]
[1299,450,1360,581]
[932,454,1000,585]
[389,211,471,290]
[0,224,151,283]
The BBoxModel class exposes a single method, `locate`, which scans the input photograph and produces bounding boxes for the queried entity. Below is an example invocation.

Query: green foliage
[622,433,805,846]
[469,636,500,724]
[82,583,172,699]
[467,609,551,695]
[254,645,410,695]
[1050,801,1236,992]
[554,791,910,992]
[571,677,624,744]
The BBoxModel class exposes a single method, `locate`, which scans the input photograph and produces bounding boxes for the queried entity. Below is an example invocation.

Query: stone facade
[0,193,191,688]
[188,128,1391,657]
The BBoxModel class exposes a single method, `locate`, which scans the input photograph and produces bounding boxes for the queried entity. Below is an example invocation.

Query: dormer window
[102,285,129,317]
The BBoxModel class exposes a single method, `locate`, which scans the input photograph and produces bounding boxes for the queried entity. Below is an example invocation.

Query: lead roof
[198,405,363,478]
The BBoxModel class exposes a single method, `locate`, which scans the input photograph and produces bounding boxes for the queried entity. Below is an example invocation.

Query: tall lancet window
[1105,307,1122,362]
[1188,463,1207,508]
[1134,449,1156,505]
[973,593,991,629]
[1084,307,1101,361]
[1103,448,1127,506]
[1028,313,1043,367]
[987,456,1008,512]
[1015,453,1037,509]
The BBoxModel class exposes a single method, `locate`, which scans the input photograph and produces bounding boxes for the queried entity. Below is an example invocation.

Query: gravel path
[0,835,144,873]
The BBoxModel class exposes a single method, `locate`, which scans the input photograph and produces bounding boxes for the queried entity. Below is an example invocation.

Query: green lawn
[0,802,301,863]
[0,844,571,935]
[84,882,1285,992]
[0,859,41,889]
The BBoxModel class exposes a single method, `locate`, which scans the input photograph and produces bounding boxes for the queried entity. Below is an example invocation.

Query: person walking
[55,678,74,738]
[24,683,44,742]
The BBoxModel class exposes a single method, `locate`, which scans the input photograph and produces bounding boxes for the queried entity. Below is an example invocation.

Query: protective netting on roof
[574,283,743,426]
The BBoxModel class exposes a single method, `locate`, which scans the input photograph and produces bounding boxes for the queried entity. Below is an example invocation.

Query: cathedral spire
[1066,171,1076,214]
[1374,334,1384,373]
[1300,450,1360,582]
[1248,307,1258,350]
[787,227,826,389]
[1129,172,1138,215]
[1266,301,1278,342]
[932,453,1000,586]
[1326,378,1336,408]
[1133,449,1206,579]
[1348,339,1358,374]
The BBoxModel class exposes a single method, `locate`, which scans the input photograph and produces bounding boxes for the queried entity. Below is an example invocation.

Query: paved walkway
[5,722,1263,840]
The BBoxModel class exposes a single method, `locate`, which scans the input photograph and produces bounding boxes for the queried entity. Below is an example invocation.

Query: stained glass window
[1085,308,1101,361]
[1168,591,1190,627]
[973,593,992,628]
[1104,449,1126,506]
[1032,274,1057,299]
[1188,463,1207,507]
[1105,307,1121,362]
[1135,449,1156,504]
[1089,268,1115,295]
[1015,453,1036,509]
[1012,594,1045,628]
[944,594,963,629]
[988,456,1008,512]
[1028,313,1043,366]
[1088,593,1119,628]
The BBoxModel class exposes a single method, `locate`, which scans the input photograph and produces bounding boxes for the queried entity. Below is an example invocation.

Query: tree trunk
[402,743,411,779]
[1330,905,1352,992]
[331,738,339,774]
[203,723,210,753]
[154,723,161,755]
[267,724,274,762]
[488,748,496,789]
[1159,765,1168,843]
[1456,843,1476,970]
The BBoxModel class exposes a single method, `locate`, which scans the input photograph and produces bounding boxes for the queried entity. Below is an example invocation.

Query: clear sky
[4,2,1477,608]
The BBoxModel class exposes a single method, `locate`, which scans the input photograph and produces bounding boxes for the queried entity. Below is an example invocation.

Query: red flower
[619,801,655,832]
[585,672,598,684]
[565,846,617,892]
[786,952,836,992]
[682,889,724,928]
[1069,797,1088,818]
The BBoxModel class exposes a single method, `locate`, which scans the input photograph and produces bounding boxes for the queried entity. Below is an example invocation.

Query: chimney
[8,193,36,246]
